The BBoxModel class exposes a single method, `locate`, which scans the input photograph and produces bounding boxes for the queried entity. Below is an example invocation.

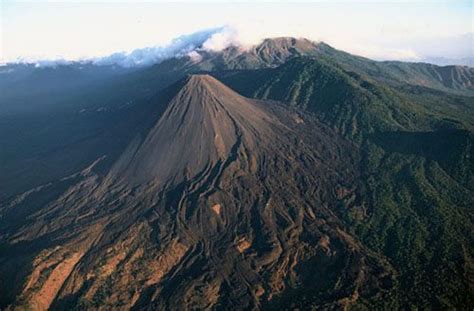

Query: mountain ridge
[0,37,473,309]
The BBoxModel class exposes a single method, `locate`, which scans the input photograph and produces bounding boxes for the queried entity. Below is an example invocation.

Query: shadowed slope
[0,38,472,310]
[0,75,394,310]
[109,74,279,186]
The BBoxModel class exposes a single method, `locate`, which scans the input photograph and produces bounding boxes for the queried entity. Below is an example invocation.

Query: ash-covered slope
[0,75,393,310]
[108,74,279,186]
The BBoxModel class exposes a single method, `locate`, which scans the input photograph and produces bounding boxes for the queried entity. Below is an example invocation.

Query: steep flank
[1,38,473,310]
[109,74,280,185]
[1,75,395,309]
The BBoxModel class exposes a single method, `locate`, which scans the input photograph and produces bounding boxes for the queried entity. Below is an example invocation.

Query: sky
[1,0,473,65]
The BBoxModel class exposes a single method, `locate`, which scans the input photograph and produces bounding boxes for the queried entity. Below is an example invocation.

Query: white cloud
[18,25,262,68]
[93,27,224,67]
[202,27,238,51]
[200,24,267,51]
[187,51,203,63]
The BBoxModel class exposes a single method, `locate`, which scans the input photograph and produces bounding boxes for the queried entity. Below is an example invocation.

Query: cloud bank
[20,26,242,68]
[91,25,261,67]
[92,27,227,67]
[5,26,473,68]
[3,2,471,67]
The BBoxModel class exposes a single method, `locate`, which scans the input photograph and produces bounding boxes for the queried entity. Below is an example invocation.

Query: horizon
[1,0,473,67]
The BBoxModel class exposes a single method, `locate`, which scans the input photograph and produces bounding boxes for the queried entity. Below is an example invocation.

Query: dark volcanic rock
[109,74,279,186]
[0,75,394,310]
[1,37,473,310]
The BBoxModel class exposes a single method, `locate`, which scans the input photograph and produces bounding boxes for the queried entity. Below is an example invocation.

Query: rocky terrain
[0,38,473,309]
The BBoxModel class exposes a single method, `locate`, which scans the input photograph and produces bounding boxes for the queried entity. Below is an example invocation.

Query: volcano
[0,74,394,309]
[109,74,282,186]
[2,35,473,308]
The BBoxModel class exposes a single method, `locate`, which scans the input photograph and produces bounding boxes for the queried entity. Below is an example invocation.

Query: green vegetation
[1,38,472,309]
[218,54,474,308]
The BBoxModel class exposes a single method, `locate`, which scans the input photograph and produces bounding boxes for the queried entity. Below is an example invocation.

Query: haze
[1,0,473,66]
